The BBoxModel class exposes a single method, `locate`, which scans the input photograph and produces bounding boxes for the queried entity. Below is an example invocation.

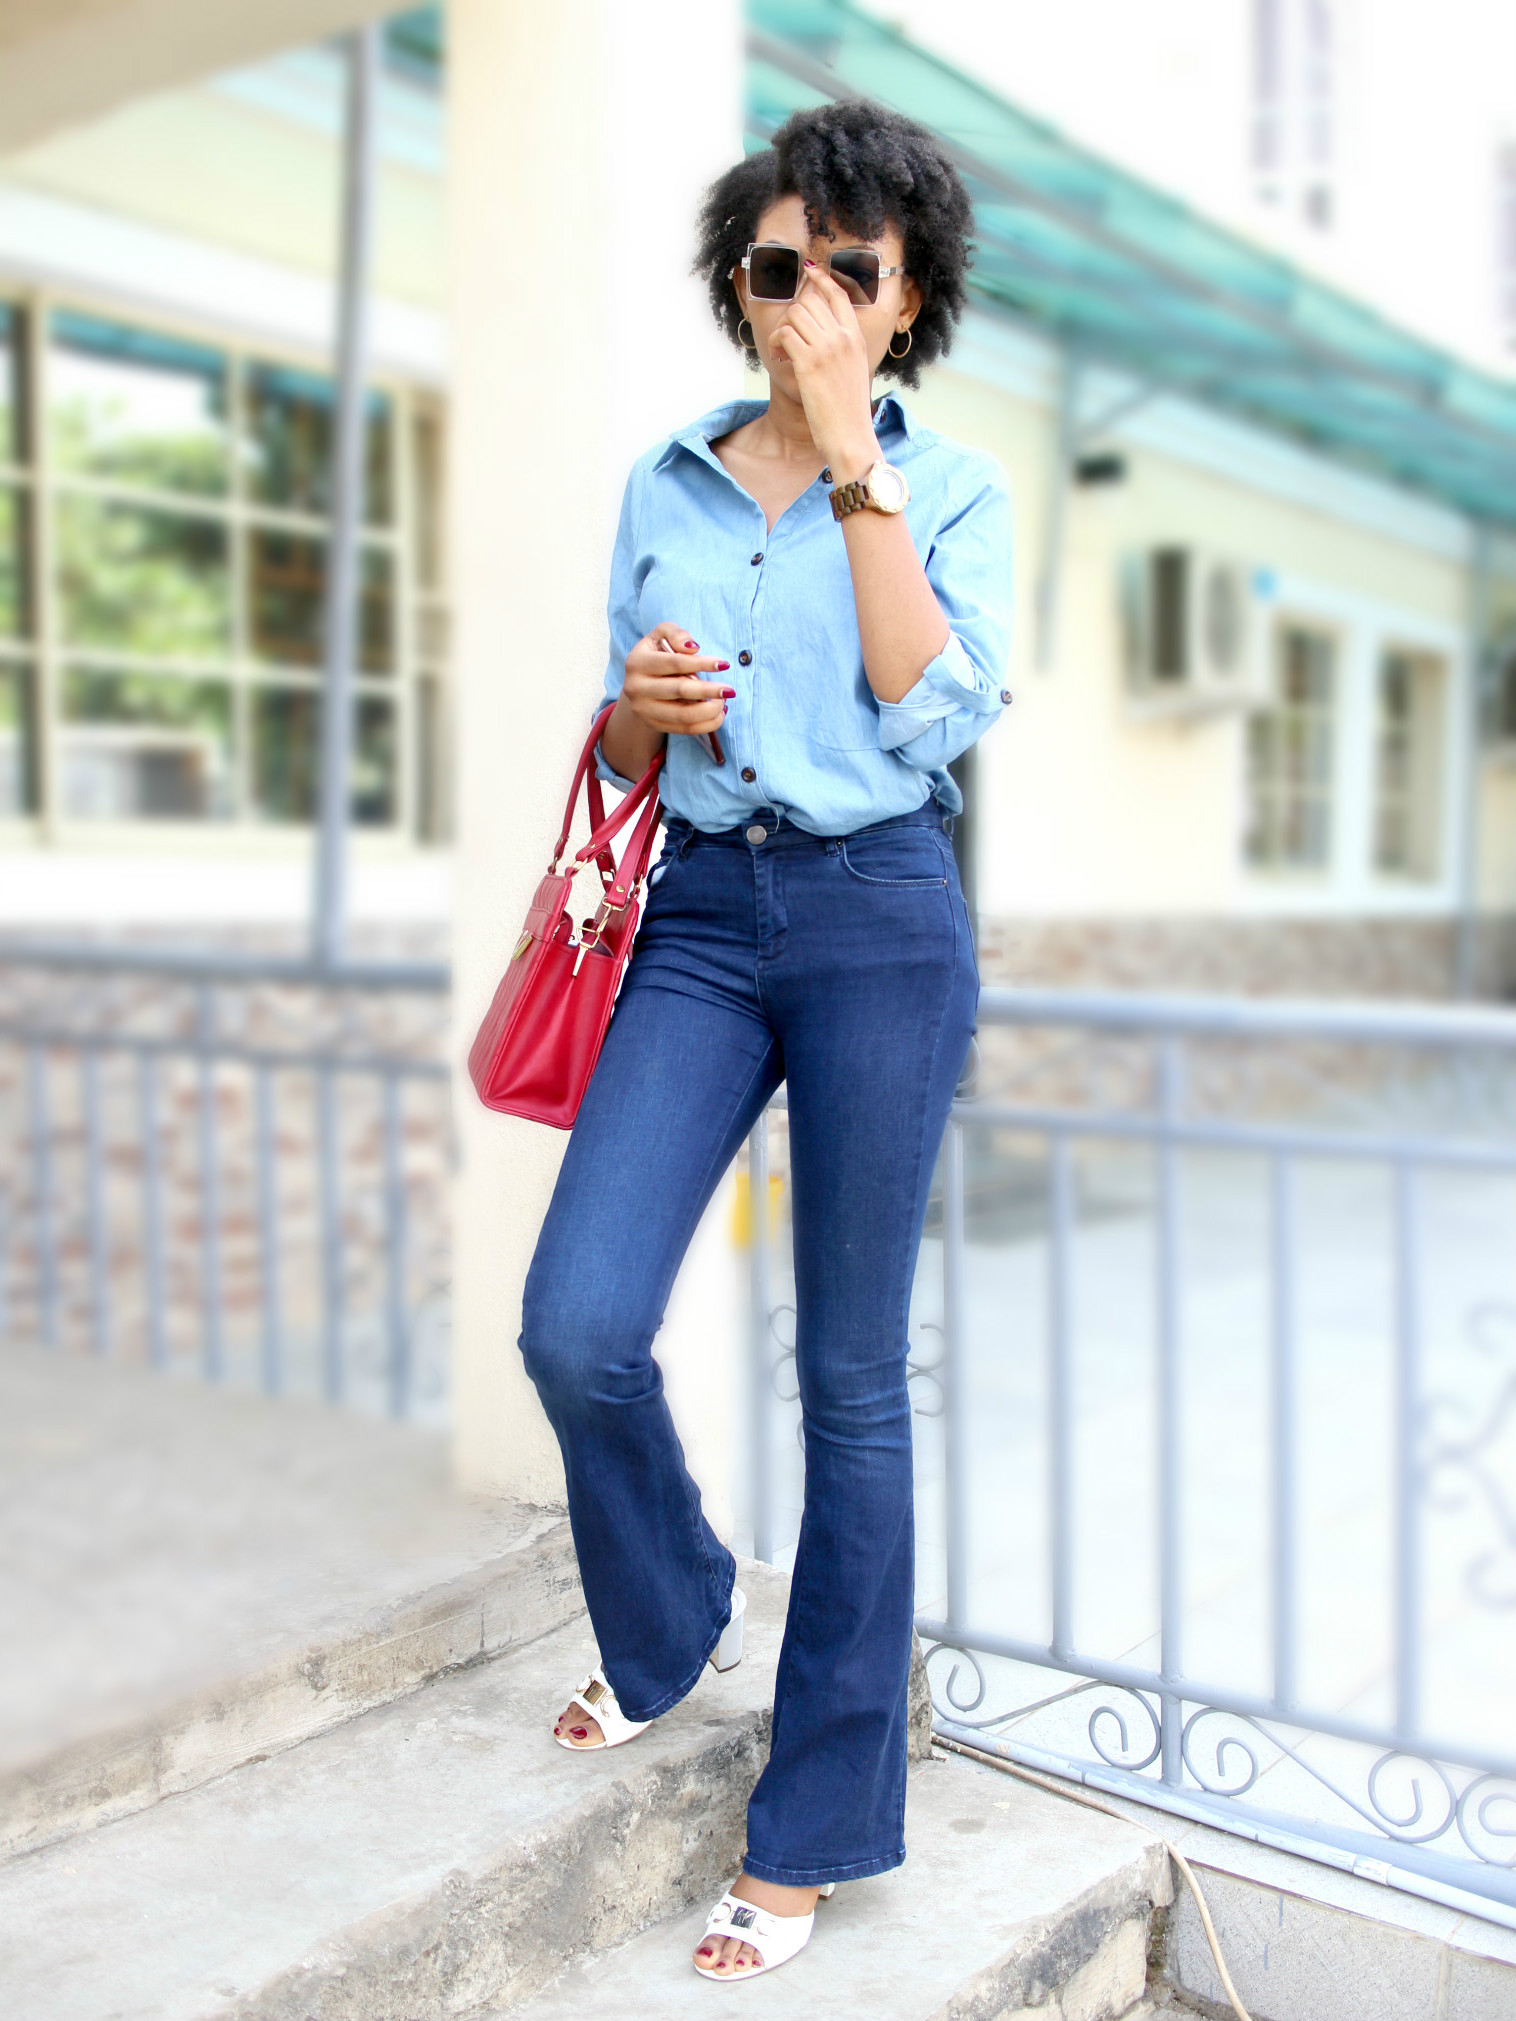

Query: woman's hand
[771,264,882,481]
[600,622,733,780]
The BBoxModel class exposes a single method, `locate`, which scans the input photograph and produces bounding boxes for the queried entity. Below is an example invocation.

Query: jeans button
[745,824,767,846]
[738,650,753,666]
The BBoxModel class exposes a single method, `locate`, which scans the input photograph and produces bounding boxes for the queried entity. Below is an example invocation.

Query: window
[0,304,36,816]
[1490,638,1516,745]
[1245,624,1336,870]
[1252,0,1337,229]
[1373,649,1445,880]
[0,293,448,834]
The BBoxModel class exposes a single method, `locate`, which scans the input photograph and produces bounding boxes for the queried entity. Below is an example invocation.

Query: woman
[519,99,1011,1982]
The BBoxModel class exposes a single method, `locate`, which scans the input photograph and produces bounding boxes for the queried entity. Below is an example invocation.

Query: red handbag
[468,704,664,1128]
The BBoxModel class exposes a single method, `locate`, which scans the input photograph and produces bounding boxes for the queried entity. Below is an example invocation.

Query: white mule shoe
[557,1589,746,1752]
[710,1587,747,1673]
[553,1666,650,1750]
[693,1885,831,1982]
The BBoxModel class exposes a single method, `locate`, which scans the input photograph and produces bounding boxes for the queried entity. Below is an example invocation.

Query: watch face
[867,462,910,513]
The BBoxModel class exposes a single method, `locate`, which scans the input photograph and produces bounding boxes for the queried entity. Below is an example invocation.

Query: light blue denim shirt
[595,390,1012,835]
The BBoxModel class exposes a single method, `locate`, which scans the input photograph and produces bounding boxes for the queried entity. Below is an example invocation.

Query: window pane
[0,486,29,640]
[0,303,21,466]
[245,364,393,523]
[412,404,444,589]
[251,686,318,821]
[250,686,396,825]
[61,668,233,820]
[49,311,228,496]
[248,530,394,673]
[0,659,36,815]
[354,694,396,826]
[57,498,230,659]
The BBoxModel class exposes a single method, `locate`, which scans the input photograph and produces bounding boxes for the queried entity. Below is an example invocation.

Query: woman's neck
[750,382,825,464]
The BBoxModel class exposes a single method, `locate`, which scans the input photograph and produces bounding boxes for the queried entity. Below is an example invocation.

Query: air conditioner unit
[1121,547,1271,713]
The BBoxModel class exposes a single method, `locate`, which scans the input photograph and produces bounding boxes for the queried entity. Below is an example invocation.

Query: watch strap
[829,479,871,522]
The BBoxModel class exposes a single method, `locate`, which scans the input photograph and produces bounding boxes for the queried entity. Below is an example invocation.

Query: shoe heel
[710,1586,747,1673]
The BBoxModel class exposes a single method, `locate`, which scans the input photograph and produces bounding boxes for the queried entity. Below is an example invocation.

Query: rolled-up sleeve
[875,457,1013,773]
[592,460,647,792]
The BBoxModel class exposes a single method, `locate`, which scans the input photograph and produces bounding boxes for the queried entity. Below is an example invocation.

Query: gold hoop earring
[888,327,913,359]
[737,318,755,350]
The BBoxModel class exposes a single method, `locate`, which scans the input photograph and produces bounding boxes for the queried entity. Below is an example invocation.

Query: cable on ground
[932,1732,1254,2021]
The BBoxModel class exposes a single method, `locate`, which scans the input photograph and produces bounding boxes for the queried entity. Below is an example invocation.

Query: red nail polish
[804,259,816,267]
[720,686,737,699]
[715,661,730,671]
[684,639,698,649]
[571,1726,588,1739]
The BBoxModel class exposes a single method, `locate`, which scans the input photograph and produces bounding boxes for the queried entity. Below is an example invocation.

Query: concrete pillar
[448,0,744,1501]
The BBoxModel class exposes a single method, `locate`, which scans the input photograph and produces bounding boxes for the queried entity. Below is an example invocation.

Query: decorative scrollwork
[1421,1301,1516,1611]
[907,1320,945,1419]
[1455,1772,1516,1867]
[1181,1706,1262,1797]
[768,1302,799,1404]
[1366,1749,1459,1845]
[1088,1687,1162,1772]
[921,1639,988,1719]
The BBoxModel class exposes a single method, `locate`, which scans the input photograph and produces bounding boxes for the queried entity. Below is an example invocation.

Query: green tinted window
[251,687,396,825]
[61,668,233,820]
[0,658,36,815]
[248,530,394,673]
[58,498,229,660]
[353,694,396,826]
[49,312,228,496]
[0,487,29,640]
[246,363,393,523]
[0,304,20,467]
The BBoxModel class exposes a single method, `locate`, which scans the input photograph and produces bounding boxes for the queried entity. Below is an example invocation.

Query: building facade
[2,0,1514,995]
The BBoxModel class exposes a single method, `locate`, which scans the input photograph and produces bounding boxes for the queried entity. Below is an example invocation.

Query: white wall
[447,0,744,1503]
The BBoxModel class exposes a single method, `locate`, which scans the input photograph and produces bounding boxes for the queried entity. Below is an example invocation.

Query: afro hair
[693,99,974,390]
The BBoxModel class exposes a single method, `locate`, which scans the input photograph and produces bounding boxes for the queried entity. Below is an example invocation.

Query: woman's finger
[800,262,855,328]
[647,620,702,653]
[630,648,730,678]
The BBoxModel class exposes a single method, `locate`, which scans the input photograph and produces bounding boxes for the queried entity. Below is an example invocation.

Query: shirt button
[1000,689,1012,703]
[738,649,752,666]
[740,766,756,783]
[745,824,767,846]
[821,467,832,483]
[750,552,763,566]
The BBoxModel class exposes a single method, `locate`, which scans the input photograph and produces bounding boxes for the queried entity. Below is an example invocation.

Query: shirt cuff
[875,633,1007,751]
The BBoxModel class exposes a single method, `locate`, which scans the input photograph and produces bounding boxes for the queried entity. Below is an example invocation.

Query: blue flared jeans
[518,801,978,1886]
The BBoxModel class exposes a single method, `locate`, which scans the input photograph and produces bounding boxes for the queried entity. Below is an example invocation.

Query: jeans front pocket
[839,827,951,888]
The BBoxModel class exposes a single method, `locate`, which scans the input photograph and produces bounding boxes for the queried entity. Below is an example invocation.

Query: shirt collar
[654,388,919,475]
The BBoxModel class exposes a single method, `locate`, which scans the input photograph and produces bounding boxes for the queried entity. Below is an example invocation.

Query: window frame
[1243,613,1342,881]
[0,281,447,844]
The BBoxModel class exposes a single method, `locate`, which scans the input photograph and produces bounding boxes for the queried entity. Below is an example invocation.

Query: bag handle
[551,703,665,891]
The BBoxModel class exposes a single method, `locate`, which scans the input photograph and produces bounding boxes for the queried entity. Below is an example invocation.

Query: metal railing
[745,985,1516,1928]
[0,943,451,1421]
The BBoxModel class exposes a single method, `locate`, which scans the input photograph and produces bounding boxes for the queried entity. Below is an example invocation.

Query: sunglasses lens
[828,249,881,306]
[748,245,800,300]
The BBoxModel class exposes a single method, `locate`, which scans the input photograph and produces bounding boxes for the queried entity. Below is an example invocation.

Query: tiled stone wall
[976,913,1516,1003]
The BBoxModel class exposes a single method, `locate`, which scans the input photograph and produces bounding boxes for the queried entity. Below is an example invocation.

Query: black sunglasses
[740,241,906,309]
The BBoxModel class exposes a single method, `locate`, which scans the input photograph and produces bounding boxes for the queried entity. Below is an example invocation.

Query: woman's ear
[899,274,923,330]
[729,266,749,316]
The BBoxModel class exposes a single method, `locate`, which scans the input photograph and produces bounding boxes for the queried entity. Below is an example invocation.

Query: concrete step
[0,1562,1174,2021]
[1,1342,581,1857]
[501,1748,1171,2021]
[0,1561,790,2021]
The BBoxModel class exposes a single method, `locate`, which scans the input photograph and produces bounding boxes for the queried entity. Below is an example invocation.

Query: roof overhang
[748,0,1516,532]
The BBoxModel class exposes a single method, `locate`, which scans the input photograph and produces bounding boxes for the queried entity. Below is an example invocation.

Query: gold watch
[829,460,911,521]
